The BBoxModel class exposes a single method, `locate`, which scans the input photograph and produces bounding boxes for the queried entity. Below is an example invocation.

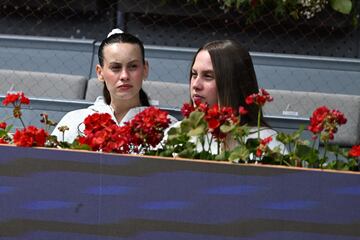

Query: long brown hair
[98,32,150,106]
[190,40,266,126]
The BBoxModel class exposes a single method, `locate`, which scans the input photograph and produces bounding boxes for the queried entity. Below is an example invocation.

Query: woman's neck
[110,97,141,123]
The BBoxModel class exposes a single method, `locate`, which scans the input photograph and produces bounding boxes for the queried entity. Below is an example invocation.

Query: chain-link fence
[1,0,359,56]
[0,0,359,145]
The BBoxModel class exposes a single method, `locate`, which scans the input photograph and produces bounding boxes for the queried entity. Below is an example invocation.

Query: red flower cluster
[348,145,360,158]
[204,104,238,141]
[181,102,195,118]
[308,106,347,141]
[0,121,8,144]
[78,107,170,153]
[126,106,171,151]
[245,88,273,106]
[77,113,129,153]
[2,92,30,106]
[256,136,273,157]
[2,92,30,119]
[83,113,116,135]
[0,122,6,129]
[13,125,48,147]
[181,101,238,141]
[239,106,248,115]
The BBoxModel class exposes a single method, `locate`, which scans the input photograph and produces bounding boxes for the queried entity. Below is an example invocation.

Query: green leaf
[178,148,196,158]
[246,138,260,149]
[189,111,205,127]
[220,122,235,133]
[296,144,319,165]
[167,126,180,135]
[70,141,91,151]
[167,126,185,142]
[198,150,214,160]
[215,151,228,161]
[159,150,174,157]
[180,119,192,132]
[291,125,305,139]
[166,133,189,145]
[228,145,250,162]
[330,0,352,14]
[276,132,291,144]
[5,124,13,132]
[187,124,206,136]
[0,129,6,138]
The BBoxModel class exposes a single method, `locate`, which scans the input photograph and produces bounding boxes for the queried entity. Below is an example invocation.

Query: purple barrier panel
[0,144,359,240]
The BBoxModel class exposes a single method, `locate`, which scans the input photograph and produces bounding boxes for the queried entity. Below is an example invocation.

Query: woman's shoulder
[60,108,94,121]
[247,126,277,137]
[258,127,278,137]
[59,98,111,124]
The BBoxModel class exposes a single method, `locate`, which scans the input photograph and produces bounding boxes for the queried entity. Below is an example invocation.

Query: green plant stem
[321,141,328,169]
[311,135,317,150]
[200,133,207,152]
[207,134,213,153]
[257,107,261,141]
[283,159,291,167]
[19,117,26,129]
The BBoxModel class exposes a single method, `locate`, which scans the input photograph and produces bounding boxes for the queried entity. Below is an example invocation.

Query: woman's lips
[192,94,204,102]
[117,84,133,91]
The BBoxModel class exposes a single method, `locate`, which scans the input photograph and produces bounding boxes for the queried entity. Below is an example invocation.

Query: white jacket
[51,97,178,143]
[167,121,288,155]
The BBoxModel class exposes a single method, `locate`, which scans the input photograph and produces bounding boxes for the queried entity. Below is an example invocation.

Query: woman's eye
[129,64,138,70]
[191,72,197,78]
[204,74,214,80]
[110,66,121,72]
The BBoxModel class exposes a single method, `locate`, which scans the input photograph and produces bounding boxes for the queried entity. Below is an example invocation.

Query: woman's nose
[120,68,129,81]
[191,76,202,90]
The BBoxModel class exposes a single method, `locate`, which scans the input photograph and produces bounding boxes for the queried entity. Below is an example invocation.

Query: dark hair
[98,32,150,106]
[190,39,266,126]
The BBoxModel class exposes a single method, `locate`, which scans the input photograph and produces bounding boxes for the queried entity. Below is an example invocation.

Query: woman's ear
[96,64,104,82]
[143,60,149,80]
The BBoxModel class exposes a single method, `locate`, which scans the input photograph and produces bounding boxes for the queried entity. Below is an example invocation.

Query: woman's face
[96,42,148,103]
[190,50,218,106]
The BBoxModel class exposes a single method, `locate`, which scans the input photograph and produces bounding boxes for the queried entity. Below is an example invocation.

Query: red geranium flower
[2,92,30,121]
[203,104,238,141]
[181,102,195,118]
[80,107,170,153]
[308,106,329,134]
[83,112,116,135]
[79,115,130,153]
[13,125,48,147]
[348,145,360,158]
[308,106,347,141]
[245,88,273,107]
[0,138,8,144]
[126,106,171,150]
[0,122,7,129]
[239,106,248,115]
[256,136,273,157]
[2,92,30,106]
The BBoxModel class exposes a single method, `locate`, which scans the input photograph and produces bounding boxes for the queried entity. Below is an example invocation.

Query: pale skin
[96,42,149,123]
[190,50,218,107]
[191,50,234,151]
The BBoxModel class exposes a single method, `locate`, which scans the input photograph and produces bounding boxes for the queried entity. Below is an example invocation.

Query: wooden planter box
[0,145,359,239]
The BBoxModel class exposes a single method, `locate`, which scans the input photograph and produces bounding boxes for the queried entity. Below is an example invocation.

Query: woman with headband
[52,29,177,143]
